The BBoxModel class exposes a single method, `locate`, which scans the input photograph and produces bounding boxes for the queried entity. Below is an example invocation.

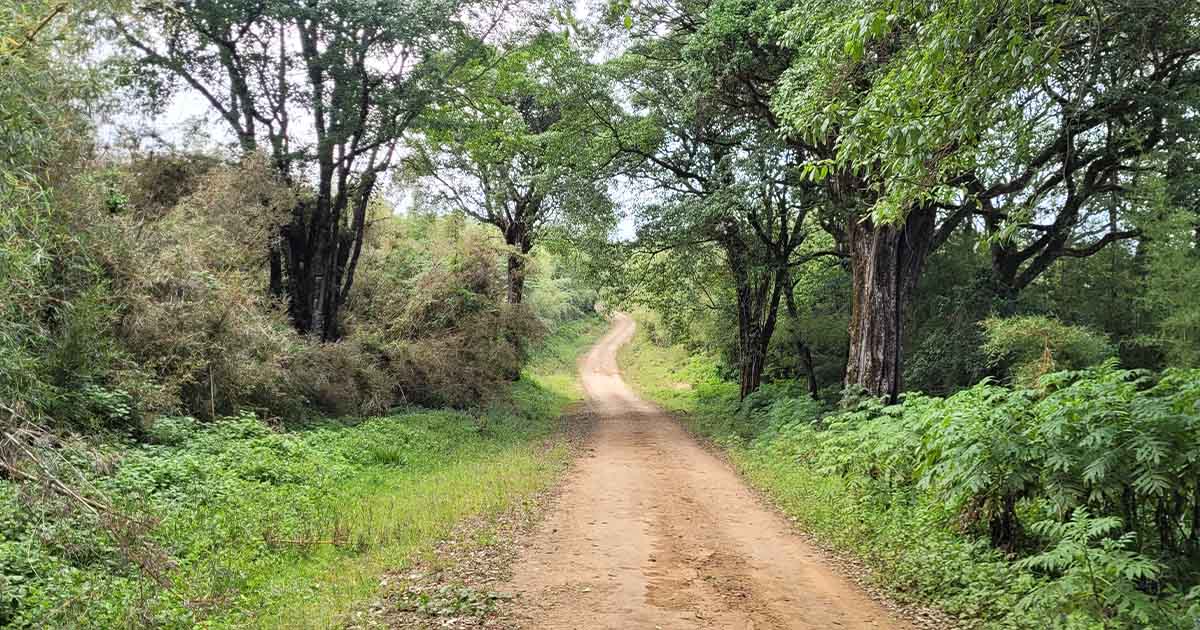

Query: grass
[616,320,1200,629]
[0,316,607,630]
[615,326,1030,625]
[247,448,566,628]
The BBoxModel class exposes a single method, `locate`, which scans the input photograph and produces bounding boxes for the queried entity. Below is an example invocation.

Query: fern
[1017,509,1175,628]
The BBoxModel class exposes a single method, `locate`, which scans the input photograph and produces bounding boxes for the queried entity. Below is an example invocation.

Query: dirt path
[499,314,913,630]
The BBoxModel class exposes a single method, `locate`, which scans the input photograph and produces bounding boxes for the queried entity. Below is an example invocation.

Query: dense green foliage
[622,326,1200,628]
[592,3,1197,620]
[599,0,1200,400]
[0,4,607,627]
[0,318,602,628]
[2,0,1198,627]
[409,33,616,304]
[1,0,113,431]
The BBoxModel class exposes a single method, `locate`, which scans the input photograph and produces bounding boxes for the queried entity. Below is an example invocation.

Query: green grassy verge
[617,322,1197,629]
[0,316,606,630]
[617,329,1023,626]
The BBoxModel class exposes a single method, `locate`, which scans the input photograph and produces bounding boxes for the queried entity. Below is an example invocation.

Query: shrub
[86,156,298,421]
[349,222,546,408]
[145,416,201,446]
[687,363,1200,627]
[981,315,1115,386]
[119,154,220,220]
[1016,509,1180,627]
[283,338,391,418]
[7,142,567,431]
[1030,365,1200,559]
[918,385,1041,549]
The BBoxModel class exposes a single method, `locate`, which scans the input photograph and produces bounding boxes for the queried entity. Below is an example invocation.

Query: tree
[116,0,484,339]
[961,4,1200,304]
[411,34,615,304]
[770,0,1200,399]
[597,16,829,398]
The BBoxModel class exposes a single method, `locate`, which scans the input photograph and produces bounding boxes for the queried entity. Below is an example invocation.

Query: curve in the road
[502,314,913,630]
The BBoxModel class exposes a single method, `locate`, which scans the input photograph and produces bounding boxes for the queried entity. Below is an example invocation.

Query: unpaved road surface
[501,314,912,629]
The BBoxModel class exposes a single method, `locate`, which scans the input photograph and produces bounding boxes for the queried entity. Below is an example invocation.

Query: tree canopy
[410,33,616,303]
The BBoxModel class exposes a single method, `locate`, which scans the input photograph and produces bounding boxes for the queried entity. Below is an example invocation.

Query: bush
[630,331,1200,628]
[781,365,1200,625]
[94,155,297,421]
[283,338,392,418]
[5,144,567,433]
[72,157,554,423]
[981,315,1115,386]
[349,222,546,408]
[1016,509,1173,628]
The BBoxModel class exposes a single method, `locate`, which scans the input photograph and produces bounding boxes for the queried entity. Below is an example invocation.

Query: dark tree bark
[715,217,786,399]
[783,279,819,399]
[798,339,818,398]
[974,126,1144,302]
[844,206,936,402]
[428,177,547,306]
[503,220,533,304]
[268,241,284,299]
[506,253,527,305]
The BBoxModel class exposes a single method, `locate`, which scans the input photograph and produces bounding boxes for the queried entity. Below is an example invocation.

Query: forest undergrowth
[620,317,1200,630]
[0,317,603,629]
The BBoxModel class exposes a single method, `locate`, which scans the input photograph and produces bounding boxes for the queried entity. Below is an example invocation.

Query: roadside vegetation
[2,2,608,626]
[3,0,1199,628]
[599,2,1200,627]
[2,315,602,629]
[622,316,1200,629]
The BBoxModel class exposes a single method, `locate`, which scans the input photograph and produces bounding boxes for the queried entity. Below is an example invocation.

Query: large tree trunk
[798,340,818,398]
[279,196,361,341]
[844,207,935,402]
[735,293,781,399]
[737,303,771,399]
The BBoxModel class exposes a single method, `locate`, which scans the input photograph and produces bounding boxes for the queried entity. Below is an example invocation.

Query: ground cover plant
[620,320,1200,629]
[0,318,603,629]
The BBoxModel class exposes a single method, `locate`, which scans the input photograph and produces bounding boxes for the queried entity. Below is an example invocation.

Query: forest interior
[2,0,1200,628]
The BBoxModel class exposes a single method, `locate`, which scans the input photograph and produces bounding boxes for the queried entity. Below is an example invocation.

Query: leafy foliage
[623,324,1200,628]
[410,32,616,303]
[982,316,1115,386]
[0,1,122,430]
[1016,509,1169,628]
[0,319,601,628]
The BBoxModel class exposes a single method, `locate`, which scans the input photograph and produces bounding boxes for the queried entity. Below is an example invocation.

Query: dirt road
[501,314,912,629]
